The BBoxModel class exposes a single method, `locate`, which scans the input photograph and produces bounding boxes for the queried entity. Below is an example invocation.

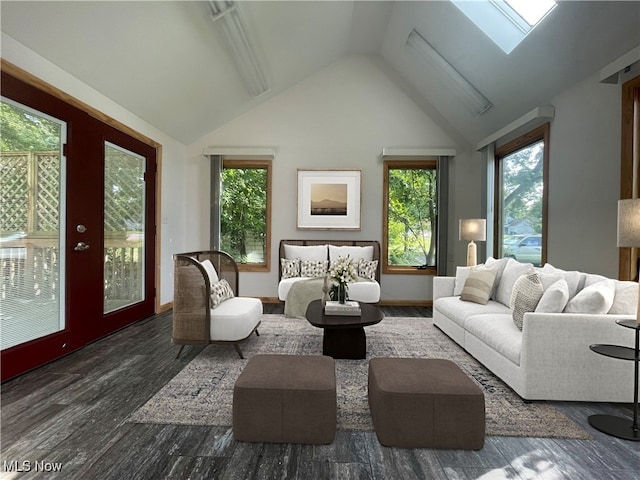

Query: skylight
[451,0,557,54]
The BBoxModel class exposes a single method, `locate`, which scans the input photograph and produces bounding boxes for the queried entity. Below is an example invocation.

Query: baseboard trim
[378,299,433,307]
[158,302,173,313]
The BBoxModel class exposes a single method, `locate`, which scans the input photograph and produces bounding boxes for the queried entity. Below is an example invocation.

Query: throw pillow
[609,280,638,315]
[358,259,378,281]
[210,279,234,308]
[535,279,570,313]
[454,266,473,296]
[460,267,498,305]
[329,245,373,263]
[495,259,535,306]
[542,264,586,299]
[510,273,544,330]
[280,257,300,279]
[564,279,616,314]
[485,257,510,299]
[300,260,328,277]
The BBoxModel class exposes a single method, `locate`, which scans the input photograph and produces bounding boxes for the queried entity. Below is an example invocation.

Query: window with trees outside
[221,159,271,271]
[495,123,549,267]
[383,159,438,274]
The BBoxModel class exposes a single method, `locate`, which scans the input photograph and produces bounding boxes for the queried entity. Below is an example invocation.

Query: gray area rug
[128,314,590,439]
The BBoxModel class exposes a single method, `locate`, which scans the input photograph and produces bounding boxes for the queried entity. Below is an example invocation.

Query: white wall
[186,54,465,302]
[1,34,188,305]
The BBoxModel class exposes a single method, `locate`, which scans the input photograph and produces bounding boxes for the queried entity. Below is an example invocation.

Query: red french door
[1,70,157,381]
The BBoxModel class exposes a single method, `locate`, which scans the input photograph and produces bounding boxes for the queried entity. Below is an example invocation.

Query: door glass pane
[500,140,544,266]
[0,98,66,350]
[103,142,145,313]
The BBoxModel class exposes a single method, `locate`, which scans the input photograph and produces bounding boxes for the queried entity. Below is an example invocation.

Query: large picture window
[494,124,549,266]
[383,159,438,274]
[221,159,271,271]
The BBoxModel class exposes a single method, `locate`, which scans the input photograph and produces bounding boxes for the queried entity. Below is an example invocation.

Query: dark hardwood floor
[1,305,638,479]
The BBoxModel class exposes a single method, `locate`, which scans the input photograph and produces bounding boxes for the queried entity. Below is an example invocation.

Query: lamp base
[466,241,477,267]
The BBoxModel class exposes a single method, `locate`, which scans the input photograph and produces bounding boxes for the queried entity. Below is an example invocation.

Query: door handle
[74,242,90,251]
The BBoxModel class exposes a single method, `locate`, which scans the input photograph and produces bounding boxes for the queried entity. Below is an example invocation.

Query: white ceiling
[2,1,639,146]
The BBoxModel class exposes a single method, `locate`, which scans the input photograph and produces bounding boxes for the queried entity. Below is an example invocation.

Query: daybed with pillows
[278,240,381,316]
[433,257,639,402]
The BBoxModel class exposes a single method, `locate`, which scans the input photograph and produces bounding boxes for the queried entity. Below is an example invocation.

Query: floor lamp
[459,219,486,267]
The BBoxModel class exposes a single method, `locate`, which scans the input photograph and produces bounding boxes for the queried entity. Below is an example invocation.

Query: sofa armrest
[433,276,456,301]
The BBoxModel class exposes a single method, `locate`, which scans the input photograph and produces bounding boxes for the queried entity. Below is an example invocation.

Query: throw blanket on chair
[284,277,325,318]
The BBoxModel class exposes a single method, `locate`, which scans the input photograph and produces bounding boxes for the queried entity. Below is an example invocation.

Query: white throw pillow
[510,272,544,330]
[200,259,219,286]
[485,257,509,299]
[564,279,616,314]
[609,280,638,315]
[284,244,328,262]
[454,266,473,296]
[542,264,585,299]
[535,279,570,313]
[496,259,535,306]
[329,245,373,263]
[460,267,497,305]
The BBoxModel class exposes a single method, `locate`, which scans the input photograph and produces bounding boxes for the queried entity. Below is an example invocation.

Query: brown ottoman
[233,354,336,444]
[368,358,485,449]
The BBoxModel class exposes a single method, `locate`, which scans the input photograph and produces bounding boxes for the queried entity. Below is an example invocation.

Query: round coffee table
[305,299,384,359]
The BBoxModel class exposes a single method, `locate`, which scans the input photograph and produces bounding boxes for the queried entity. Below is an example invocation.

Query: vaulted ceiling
[2,1,639,146]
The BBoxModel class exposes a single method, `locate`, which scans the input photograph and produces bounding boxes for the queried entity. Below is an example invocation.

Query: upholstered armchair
[173,251,262,359]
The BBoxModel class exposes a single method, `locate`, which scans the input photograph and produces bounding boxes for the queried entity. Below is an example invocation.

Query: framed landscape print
[297,169,361,230]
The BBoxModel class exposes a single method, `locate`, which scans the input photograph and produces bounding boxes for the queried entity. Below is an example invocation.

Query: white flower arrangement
[329,255,358,285]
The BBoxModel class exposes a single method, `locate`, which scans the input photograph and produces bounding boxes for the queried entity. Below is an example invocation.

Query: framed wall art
[297,169,361,230]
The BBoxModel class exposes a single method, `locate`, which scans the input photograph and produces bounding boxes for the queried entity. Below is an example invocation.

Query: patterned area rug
[128,314,590,439]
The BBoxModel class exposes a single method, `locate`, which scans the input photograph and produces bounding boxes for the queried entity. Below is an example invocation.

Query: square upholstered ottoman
[233,354,336,444]
[368,357,485,449]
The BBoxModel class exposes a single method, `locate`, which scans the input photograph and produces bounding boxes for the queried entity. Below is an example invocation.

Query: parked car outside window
[503,234,542,266]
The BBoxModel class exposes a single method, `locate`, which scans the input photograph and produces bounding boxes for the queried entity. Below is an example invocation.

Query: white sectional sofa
[278,240,381,304]
[433,257,639,402]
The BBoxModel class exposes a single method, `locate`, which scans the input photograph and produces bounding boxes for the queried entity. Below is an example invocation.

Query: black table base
[323,327,366,359]
[588,414,640,441]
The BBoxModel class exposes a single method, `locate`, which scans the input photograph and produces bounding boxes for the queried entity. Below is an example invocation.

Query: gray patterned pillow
[510,273,544,330]
[358,259,378,281]
[210,279,234,308]
[300,260,328,277]
[281,258,300,279]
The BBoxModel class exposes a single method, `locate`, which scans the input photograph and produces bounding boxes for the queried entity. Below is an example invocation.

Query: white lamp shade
[617,199,640,247]
[459,219,486,242]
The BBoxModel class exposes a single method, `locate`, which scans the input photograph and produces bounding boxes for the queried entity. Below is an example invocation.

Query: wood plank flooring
[1,305,639,479]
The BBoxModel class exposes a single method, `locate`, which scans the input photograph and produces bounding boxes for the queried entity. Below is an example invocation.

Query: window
[494,124,549,266]
[451,0,557,54]
[383,159,438,274]
[220,159,271,271]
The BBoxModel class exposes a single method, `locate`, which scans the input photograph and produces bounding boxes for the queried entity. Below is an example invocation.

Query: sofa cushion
[210,296,262,341]
[510,272,544,330]
[200,259,219,285]
[495,259,534,306]
[211,279,235,308]
[460,267,497,305]
[281,258,300,279]
[284,244,327,262]
[328,245,373,263]
[535,279,570,313]
[433,297,511,328]
[609,280,638,315]
[485,257,509,299]
[564,279,616,314]
[454,266,472,296]
[464,314,522,366]
[300,260,328,277]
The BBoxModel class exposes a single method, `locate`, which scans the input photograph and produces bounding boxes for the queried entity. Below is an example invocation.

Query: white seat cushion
[279,276,314,301]
[279,276,380,303]
[465,314,523,366]
[433,297,511,328]
[210,297,262,342]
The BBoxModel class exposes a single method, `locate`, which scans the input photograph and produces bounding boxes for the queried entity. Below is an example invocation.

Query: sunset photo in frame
[297,169,361,230]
